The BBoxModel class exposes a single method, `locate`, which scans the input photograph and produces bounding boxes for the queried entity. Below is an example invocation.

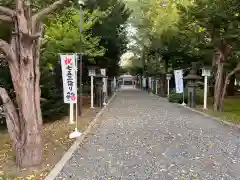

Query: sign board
[202,69,211,77]
[88,69,96,76]
[174,69,184,93]
[100,69,106,76]
[149,77,152,88]
[60,54,77,103]
[166,74,172,80]
[142,77,146,88]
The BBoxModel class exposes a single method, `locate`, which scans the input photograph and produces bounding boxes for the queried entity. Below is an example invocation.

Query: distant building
[119,73,136,87]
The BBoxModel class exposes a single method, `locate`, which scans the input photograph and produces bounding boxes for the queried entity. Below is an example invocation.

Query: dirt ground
[0,105,100,179]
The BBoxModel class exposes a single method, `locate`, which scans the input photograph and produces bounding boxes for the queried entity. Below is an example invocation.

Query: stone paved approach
[56,89,240,180]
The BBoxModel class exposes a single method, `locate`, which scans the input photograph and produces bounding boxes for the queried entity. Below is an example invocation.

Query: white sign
[100,69,106,76]
[202,69,211,77]
[174,69,184,93]
[60,54,77,103]
[142,77,146,87]
[149,77,152,88]
[88,69,96,76]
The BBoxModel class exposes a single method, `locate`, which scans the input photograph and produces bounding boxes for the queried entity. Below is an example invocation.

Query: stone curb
[44,92,117,180]
[144,90,240,130]
[178,104,240,130]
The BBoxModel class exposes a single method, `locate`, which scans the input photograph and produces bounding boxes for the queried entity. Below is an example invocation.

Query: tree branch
[32,0,69,25]
[0,39,11,58]
[226,62,240,79]
[20,31,42,43]
[220,62,240,110]
[0,15,13,22]
[0,39,16,64]
[0,87,21,145]
[0,6,15,16]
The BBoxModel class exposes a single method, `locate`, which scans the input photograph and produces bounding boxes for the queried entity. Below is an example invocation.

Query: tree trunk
[213,62,224,111]
[164,59,169,95]
[213,42,231,111]
[219,63,240,111]
[219,74,228,112]
[9,33,43,167]
[227,75,235,96]
[14,87,43,167]
[159,77,165,97]
[0,0,68,168]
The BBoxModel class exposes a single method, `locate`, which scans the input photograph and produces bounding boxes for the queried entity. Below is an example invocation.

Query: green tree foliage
[39,7,108,119]
[42,7,106,67]
[86,0,131,77]
[178,0,240,111]
[128,0,240,111]
[0,1,130,123]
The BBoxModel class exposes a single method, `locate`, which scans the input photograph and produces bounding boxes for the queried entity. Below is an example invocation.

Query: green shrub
[195,88,204,104]
[168,92,188,104]
[40,69,68,121]
[168,88,204,105]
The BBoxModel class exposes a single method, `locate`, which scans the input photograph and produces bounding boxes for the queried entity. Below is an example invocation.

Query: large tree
[86,0,131,77]
[181,0,240,111]
[0,0,69,167]
[132,0,240,111]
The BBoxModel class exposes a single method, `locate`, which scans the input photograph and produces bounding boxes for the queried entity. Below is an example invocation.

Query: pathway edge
[44,92,117,180]
[147,90,240,130]
[180,105,240,130]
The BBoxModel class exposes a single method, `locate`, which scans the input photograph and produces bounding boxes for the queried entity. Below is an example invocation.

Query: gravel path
[56,89,240,180]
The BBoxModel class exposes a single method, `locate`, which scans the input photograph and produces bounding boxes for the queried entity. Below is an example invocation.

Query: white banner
[100,69,106,76]
[113,77,117,88]
[174,69,184,93]
[60,54,77,103]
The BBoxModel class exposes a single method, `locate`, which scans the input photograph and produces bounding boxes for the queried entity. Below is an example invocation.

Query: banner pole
[69,53,82,139]
[181,79,186,106]
[69,103,74,124]
[90,75,94,108]
[75,53,78,124]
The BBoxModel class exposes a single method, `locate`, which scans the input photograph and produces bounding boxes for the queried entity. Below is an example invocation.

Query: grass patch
[207,97,240,124]
[196,96,240,124]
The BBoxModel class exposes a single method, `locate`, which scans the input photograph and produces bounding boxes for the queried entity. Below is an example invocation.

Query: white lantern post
[88,67,96,109]
[149,77,152,93]
[155,78,159,95]
[100,68,107,106]
[166,73,172,97]
[202,67,211,109]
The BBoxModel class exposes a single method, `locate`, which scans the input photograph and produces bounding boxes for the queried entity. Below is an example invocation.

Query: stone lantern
[107,77,113,96]
[183,63,202,108]
[94,68,107,108]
